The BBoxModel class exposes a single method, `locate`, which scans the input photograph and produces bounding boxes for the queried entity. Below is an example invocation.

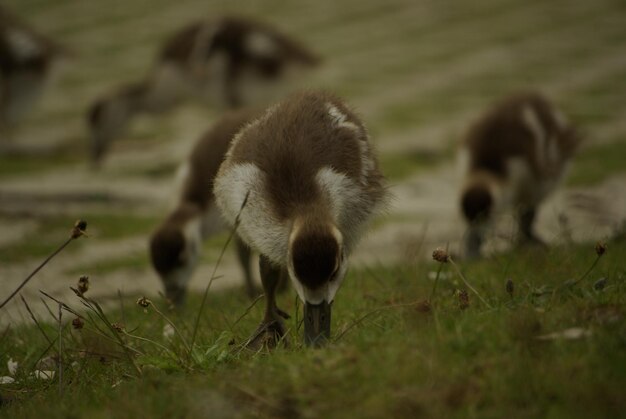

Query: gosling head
[287,219,346,347]
[149,210,202,306]
[460,176,498,259]
[86,83,147,166]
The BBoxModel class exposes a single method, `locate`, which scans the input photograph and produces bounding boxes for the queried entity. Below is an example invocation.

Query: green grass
[568,140,626,186]
[379,149,452,182]
[64,232,230,276]
[1,240,624,418]
[82,213,159,240]
[65,252,149,276]
[1,0,625,416]
[118,161,179,179]
[0,150,82,179]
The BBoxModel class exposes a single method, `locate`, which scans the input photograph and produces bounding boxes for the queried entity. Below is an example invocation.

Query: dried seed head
[415,299,432,313]
[72,317,84,329]
[71,219,88,239]
[136,296,151,308]
[432,248,449,263]
[77,275,90,295]
[595,241,607,256]
[593,277,607,291]
[458,289,470,310]
[111,323,125,333]
[505,278,514,297]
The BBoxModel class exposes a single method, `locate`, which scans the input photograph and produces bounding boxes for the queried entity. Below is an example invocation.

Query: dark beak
[304,301,331,347]
[165,284,187,308]
[465,227,483,259]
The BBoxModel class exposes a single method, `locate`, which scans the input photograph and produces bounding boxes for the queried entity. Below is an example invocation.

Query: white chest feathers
[214,162,377,263]
[214,162,289,264]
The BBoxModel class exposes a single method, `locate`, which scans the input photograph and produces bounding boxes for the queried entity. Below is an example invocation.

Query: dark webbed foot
[246,309,290,350]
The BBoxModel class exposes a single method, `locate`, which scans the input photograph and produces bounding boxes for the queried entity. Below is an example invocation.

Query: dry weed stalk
[58,302,63,396]
[333,299,425,343]
[0,220,87,310]
[432,247,492,309]
[68,286,142,375]
[188,191,249,364]
[569,241,607,287]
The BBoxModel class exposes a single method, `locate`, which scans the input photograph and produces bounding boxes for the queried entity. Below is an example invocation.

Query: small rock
[32,370,56,380]
[0,376,15,384]
[536,327,591,340]
[7,358,18,376]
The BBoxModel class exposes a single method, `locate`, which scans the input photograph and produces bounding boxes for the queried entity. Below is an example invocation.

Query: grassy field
[1,0,626,417]
[0,234,624,418]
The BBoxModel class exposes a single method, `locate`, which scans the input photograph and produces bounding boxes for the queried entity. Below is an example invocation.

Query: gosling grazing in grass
[214,91,389,347]
[149,108,263,305]
[87,15,320,165]
[459,92,579,258]
[0,6,66,138]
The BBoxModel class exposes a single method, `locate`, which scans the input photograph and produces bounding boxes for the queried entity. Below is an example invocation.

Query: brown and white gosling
[459,92,579,258]
[87,15,319,165]
[149,108,263,305]
[214,91,389,347]
[0,6,66,138]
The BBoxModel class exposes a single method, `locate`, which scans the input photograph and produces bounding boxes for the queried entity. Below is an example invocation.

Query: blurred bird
[149,107,262,305]
[459,92,580,258]
[214,91,389,347]
[88,15,320,165]
[0,6,67,140]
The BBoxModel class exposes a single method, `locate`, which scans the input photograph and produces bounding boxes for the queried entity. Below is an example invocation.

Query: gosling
[149,108,262,305]
[459,92,579,258]
[87,15,319,165]
[0,6,66,138]
[214,91,389,347]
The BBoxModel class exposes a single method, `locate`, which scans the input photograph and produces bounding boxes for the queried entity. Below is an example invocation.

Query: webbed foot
[245,309,290,350]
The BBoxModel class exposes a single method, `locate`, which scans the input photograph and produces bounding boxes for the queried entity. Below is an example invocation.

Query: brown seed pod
[71,317,84,329]
[458,289,470,310]
[595,241,607,256]
[432,248,449,263]
[136,296,152,308]
[111,323,125,332]
[71,219,88,239]
[505,278,514,297]
[77,275,90,295]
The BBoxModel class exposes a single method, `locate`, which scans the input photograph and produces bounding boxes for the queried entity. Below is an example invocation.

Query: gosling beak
[465,227,483,259]
[164,284,187,308]
[304,301,331,347]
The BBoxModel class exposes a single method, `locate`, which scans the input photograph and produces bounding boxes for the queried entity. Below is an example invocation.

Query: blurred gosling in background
[0,5,67,140]
[459,92,580,258]
[149,108,263,306]
[87,15,320,166]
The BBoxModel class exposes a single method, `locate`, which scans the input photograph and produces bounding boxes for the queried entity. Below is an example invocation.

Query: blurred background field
[1,0,624,318]
[1,0,625,417]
